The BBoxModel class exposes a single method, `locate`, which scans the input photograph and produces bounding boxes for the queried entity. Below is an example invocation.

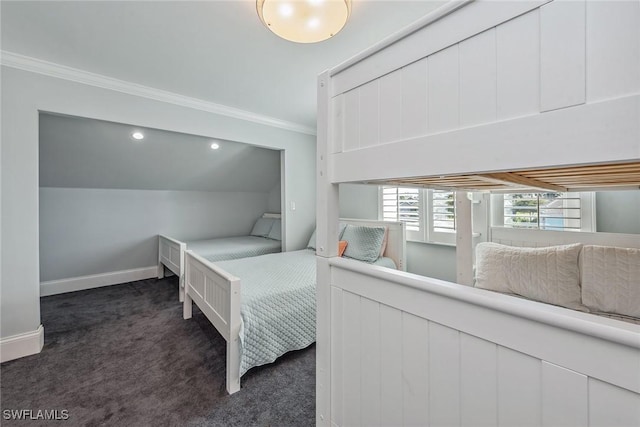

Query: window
[492,192,595,232]
[428,190,457,245]
[380,186,456,244]
[381,186,422,240]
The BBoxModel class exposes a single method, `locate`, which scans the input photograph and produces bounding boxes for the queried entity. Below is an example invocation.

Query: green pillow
[341,224,386,263]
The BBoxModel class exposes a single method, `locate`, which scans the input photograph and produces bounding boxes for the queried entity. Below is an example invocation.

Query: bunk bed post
[226,278,242,394]
[157,240,164,279]
[183,251,193,320]
[178,246,185,302]
[456,191,473,285]
[316,69,339,427]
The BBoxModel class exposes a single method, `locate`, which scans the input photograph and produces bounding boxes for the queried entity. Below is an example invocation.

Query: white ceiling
[1,0,444,131]
[39,113,281,192]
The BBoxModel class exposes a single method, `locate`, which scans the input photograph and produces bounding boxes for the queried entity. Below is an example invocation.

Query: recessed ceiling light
[210,143,220,150]
[131,132,144,140]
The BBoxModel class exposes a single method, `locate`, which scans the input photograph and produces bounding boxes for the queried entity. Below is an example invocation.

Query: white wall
[1,65,315,341]
[339,183,457,281]
[267,180,282,213]
[39,188,269,282]
[596,190,640,234]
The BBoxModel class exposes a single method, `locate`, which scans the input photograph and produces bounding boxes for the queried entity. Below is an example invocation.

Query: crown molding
[0,50,317,136]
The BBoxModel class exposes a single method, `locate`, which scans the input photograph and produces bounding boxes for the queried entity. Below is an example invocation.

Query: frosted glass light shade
[257,0,351,44]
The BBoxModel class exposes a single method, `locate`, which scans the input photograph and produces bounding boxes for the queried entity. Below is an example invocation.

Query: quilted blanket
[186,236,281,263]
[215,249,317,376]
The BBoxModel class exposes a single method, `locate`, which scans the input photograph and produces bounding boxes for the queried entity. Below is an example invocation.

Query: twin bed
[180,219,405,394]
[316,1,640,425]
[158,214,282,302]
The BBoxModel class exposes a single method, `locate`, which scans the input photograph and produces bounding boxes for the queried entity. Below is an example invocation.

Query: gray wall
[339,184,457,281]
[1,66,315,340]
[267,180,282,213]
[39,188,269,282]
[596,190,640,234]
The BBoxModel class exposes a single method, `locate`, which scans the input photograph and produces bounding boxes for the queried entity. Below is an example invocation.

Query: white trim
[0,50,316,136]
[40,266,158,297]
[0,325,44,363]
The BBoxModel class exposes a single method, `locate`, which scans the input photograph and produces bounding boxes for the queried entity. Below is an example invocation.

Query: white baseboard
[0,325,44,363]
[40,266,159,297]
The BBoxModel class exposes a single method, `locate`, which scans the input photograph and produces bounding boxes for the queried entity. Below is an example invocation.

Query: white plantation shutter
[431,191,456,233]
[380,187,458,244]
[428,190,456,245]
[382,186,421,232]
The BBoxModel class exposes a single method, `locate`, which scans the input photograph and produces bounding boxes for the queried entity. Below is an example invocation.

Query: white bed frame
[316,1,640,425]
[157,235,187,301]
[182,219,406,395]
[157,214,282,302]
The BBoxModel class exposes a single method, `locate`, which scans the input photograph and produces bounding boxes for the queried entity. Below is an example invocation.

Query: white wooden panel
[587,0,640,102]
[343,89,360,151]
[358,80,380,148]
[380,304,403,426]
[170,246,180,266]
[330,95,344,154]
[540,0,586,112]
[589,378,640,427]
[429,322,460,426]
[331,1,550,96]
[330,286,344,427]
[379,70,403,144]
[333,260,640,395]
[498,347,542,426]
[541,362,588,427]
[459,29,497,127]
[460,334,497,427]
[497,10,540,119]
[360,298,381,427]
[428,45,460,134]
[402,59,428,139]
[331,95,640,184]
[342,291,361,426]
[401,312,429,426]
[190,265,205,297]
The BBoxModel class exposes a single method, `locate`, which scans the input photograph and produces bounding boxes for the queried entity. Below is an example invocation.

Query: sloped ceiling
[1,1,444,130]
[39,113,281,192]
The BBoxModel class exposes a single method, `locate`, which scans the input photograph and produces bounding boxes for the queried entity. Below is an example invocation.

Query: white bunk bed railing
[326,258,640,427]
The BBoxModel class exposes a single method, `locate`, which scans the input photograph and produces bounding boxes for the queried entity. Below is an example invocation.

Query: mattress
[186,236,281,263]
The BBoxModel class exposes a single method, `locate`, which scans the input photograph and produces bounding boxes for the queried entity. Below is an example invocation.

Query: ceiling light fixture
[131,131,144,140]
[257,0,351,44]
[210,142,220,150]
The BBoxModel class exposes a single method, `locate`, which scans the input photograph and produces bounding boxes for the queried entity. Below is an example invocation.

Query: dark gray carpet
[0,277,315,426]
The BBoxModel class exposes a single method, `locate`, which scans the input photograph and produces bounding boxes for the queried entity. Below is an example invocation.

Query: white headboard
[341,218,407,271]
[490,227,640,249]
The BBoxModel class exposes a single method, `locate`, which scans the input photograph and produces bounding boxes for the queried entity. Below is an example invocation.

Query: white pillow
[580,245,640,318]
[475,242,583,310]
[250,217,274,237]
[267,220,281,241]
